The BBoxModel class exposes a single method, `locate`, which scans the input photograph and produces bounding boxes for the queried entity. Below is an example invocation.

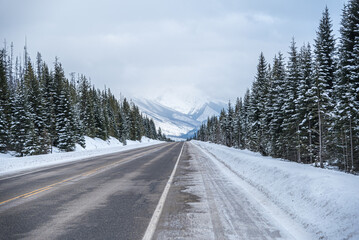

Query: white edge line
[142,142,185,240]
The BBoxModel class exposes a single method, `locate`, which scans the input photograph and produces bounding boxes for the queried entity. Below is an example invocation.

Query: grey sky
[0,0,346,107]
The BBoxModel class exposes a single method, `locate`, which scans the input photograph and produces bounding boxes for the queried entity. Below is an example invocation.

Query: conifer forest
[0,47,168,157]
[195,2,359,172]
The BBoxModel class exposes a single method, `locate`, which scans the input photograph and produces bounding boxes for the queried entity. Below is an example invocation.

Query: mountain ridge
[133,98,227,140]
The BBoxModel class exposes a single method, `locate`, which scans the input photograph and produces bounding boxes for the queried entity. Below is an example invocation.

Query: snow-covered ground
[0,136,163,176]
[191,141,359,240]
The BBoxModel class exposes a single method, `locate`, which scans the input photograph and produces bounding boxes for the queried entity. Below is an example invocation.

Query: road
[155,142,306,240]
[0,142,184,240]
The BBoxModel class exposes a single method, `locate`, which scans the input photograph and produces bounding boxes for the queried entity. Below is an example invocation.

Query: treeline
[195,2,359,172]
[0,46,168,156]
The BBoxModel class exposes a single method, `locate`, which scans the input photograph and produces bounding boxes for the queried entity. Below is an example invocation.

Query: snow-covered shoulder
[191,140,359,240]
[0,136,163,177]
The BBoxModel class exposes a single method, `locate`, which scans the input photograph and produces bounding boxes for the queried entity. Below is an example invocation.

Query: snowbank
[192,141,359,240]
[0,136,163,176]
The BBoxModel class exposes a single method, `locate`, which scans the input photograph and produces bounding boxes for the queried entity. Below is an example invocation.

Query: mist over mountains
[133,98,227,140]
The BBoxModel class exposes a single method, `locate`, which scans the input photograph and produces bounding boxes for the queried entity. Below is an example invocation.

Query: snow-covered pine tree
[267,53,286,157]
[0,49,10,152]
[117,110,127,145]
[262,63,272,155]
[296,43,317,163]
[40,62,56,151]
[53,60,75,151]
[281,38,301,161]
[242,89,251,149]
[248,53,268,154]
[225,102,234,147]
[10,82,31,156]
[149,119,157,140]
[0,49,11,153]
[233,97,244,149]
[314,7,336,167]
[336,0,359,171]
[219,108,227,145]
[121,98,131,141]
[24,60,47,154]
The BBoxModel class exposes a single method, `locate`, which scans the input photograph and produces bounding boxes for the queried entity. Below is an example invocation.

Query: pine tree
[53,60,75,151]
[242,89,251,149]
[233,97,244,149]
[24,60,47,154]
[280,38,300,161]
[296,43,317,163]
[314,7,336,167]
[0,49,10,152]
[337,0,359,171]
[40,62,56,152]
[10,82,31,156]
[248,53,268,153]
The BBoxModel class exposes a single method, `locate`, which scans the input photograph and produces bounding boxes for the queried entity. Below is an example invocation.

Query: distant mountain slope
[134,98,227,140]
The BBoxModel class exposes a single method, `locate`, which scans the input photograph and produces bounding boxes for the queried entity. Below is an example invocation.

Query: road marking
[0,144,171,206]
[0,143,168,181]
[0,176,76,205]
[23,186,53,199]
[142,142,185,240]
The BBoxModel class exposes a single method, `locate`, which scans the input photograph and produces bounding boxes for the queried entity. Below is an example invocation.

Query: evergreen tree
[248,53,268,154]
[280,38,300,161]
[40,62,56,151]
[0,49,10,152]
[24,60,48,154]
[337,0,359,171]
[53,60,75,151]
[242,89,251,149]
[233,97,244,149]
[10,82,31,156]
[296,43,317,163]
[314,7,336,167]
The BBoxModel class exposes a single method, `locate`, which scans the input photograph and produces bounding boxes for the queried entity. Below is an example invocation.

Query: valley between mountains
[134,98,227,140]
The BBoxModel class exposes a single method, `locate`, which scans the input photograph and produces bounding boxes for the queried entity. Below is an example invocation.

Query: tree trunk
[341,129,347,172]
[309,119,313,164]
[318,101,324,168]
[297,124,301,163]
[349,117,354,172]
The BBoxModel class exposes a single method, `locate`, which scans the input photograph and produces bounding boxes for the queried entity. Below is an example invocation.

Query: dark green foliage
[194,5,359,172]
[0,45,163,156]
[0,49,10,152]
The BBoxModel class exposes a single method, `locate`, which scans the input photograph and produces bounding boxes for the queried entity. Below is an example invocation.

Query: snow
[155,92,210,115]
[134,98,226,139]
[195,105,219,122]
[0,136,163,176]
[191,140,359,240]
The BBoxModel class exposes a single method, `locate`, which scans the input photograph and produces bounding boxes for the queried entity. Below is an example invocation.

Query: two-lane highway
[0,142,184,240]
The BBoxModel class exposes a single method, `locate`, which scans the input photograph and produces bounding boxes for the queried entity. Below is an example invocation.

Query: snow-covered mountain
[133,98,227,140]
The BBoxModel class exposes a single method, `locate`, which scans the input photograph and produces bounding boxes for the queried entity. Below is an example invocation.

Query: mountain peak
[133,98,227,140]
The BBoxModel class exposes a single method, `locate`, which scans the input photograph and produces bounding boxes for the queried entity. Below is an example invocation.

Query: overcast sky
[0,0,346,107]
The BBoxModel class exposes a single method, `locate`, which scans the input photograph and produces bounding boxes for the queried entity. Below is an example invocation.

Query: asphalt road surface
[0,142,184,240]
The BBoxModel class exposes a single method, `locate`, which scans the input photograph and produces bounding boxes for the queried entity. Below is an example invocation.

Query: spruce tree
[296,43,316,163]
[24,60,47,154]
[10,82,31,156]
[53,60,75,151]
[314,7,336,167]
[281,38,300,161]
[268,53,286,157]
[248,53,268,153]
[0,49,10,152]
[337,0,359,171]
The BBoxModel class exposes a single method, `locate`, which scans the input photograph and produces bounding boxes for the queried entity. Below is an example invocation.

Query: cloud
[0,0,345,108]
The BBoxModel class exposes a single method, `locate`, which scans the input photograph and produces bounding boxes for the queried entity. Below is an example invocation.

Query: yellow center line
[0,159,126,205]
[23,186,53,199]
[0,144,168,205]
